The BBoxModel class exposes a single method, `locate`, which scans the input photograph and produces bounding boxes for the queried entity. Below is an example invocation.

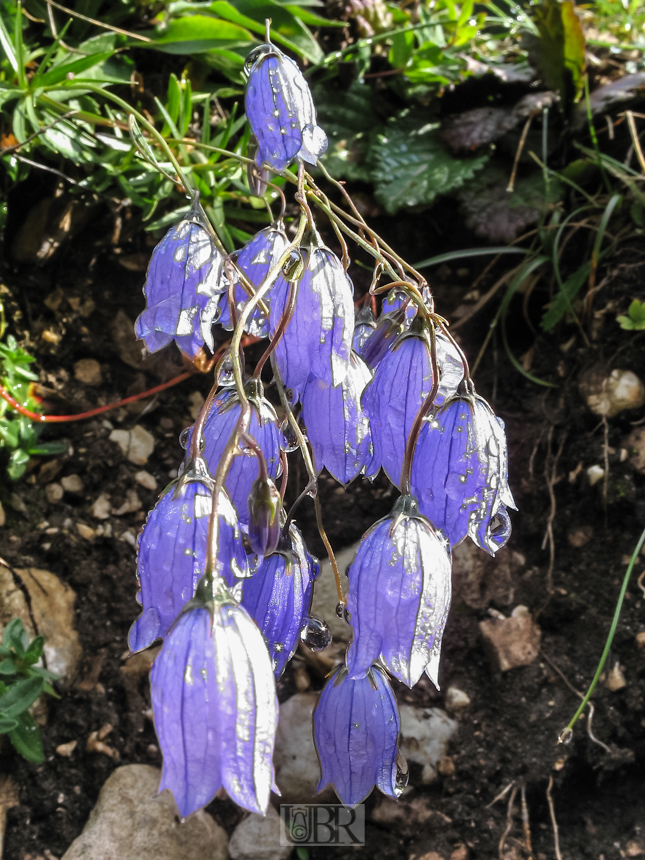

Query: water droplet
[280,420,299,452]
[335,602,352,624]
[179,427,191,450]
[394,751,409,796]
[299,615,332,651]
[217,350,237,387]
[558,727,573,745]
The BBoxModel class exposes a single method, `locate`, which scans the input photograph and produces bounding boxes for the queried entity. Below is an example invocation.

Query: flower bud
[247,476,282,556]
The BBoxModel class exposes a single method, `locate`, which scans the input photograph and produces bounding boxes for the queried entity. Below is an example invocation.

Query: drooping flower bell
[362,323,435,488]
[151,584,278,817]
[186,380,285,525]
[128,459,249,653]
[219,223,289,338]
[270,236,354,396]
[410,393,515,554]
[135,200,225,358]
[345,495,452,689]
[314,664,404,806]
[241,524,319,677]
[301,352,376,484]
[359,306,407,370]
[244,40,328,174]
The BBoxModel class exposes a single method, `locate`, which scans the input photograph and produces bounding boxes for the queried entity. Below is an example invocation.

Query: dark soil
[1,182,645,860]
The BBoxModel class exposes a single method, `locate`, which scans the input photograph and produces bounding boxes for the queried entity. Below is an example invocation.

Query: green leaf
[0,716,19,733]
[0,658,18,676]
[8,447,30,480]
[34,50,114,88]
[0,675,44,719]
[314,81,376,182]
[8,710,44,763]
[141,16,253,54]
[617,299,645,331]
[23,635,44,665]
[541,260,591,331]
[3,618,27,654]
[368,111,489,214]
[389,29,415,68]
[530,0,586,104]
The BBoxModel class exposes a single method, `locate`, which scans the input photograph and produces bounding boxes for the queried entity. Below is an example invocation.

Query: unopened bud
[248,477,282,556]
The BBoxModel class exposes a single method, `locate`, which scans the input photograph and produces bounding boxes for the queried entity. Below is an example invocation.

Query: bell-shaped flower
[135,202,224,357]
[362,327,434,488]
[435,330,465,406]
[301,352,376,484]
[219,224,289,338]
[129,459,249,653]
[345,495,452,689]
[151,588,278,817]
[352,307,376,355]
[314,665,404,806]
[270,238,354,396]
[247,476,282,557]
[245,42,327,173]
[359,306,407,370]
[410,393,515,553]
[241,524,318,677]
[187,381,285,524]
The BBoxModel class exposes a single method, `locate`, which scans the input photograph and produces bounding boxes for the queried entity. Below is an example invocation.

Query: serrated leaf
[314,81,376,182]
[9,711,44,763]
[0,676,44,719]
[368,111,489,214]
[3,618,27,654]
[0,716,19,733]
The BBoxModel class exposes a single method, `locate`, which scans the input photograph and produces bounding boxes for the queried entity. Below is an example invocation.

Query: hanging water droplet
[394,751,409,796]
[179,427,191,450]
[280,420,299,453]
[335,602,351,624]
[558,727,573,745]
[299,615,332,651]
[217,350,237,387]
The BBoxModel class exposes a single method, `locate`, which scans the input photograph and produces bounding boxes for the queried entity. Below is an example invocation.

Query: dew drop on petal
[394,751,409,796]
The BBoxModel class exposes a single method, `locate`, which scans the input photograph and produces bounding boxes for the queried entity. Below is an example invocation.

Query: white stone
[581,368,645,418]
[61,765,228,860]
[398,705,458,785]
[46,483,64,503]
[77,523,96,541]
[587,465,605,486]
[110,425,155,466]
[61,474,84,494]
[273,693,324,802]
[91,494,112,520]
[311,543,357,642]
[74,358,102,386]
[228,806,290,860]
[444,687,471,714]
[135,470,158,491]
[112,489,142,516]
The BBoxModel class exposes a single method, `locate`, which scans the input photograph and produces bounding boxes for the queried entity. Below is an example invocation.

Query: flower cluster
[130,29,514,818]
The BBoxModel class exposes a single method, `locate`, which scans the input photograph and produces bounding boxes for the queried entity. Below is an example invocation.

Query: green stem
[560,525,645,741]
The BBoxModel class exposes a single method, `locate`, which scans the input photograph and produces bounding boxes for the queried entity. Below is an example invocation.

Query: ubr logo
[279,804,366,846]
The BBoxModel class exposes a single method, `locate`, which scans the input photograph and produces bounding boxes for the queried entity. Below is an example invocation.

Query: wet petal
[301,353,375,484]
[135,207,224,358]
[314,665,400,806]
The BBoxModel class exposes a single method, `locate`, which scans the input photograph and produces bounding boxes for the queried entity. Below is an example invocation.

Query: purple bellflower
[247,476,282,557]
[362,327,434,488]
[352,307,376,355]
[245,42,327,174]
[301,351,376,484]
[151,590,278,817]
[241,524,319,677]
[345,495,452,689]
[314,665,404,806]
[187,382,285,525]
[129,459,249,653]
[219,224,289,338]
[359,307,407,370]
[135,202,224,358]
[410,394,515,554]
[270,239,354,396]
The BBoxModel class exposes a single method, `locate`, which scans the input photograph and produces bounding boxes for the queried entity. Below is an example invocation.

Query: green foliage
[0,617,59,763]
[0,311,66,480]
[368,112,489,214]
[530,0,586,105]
[617,299,645,331]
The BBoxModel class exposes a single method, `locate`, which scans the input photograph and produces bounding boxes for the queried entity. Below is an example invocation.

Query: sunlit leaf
[529,0,586,104]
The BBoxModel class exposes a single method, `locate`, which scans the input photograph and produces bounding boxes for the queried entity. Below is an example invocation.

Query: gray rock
[444,687,471,714]
[74,358,102,386]
[61,474,85,494]
[399,705,458,785]
[274,693,329,803]
[580,367,645,417]
[46,482,64,504]
[228,806,290,860]
[310,545,356,642]
[61,765,228,860]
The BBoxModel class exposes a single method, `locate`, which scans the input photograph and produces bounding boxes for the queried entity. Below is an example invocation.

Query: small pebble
[112,489,142,516]
[56,740,78,757]
[74,358,102,386]
[61,474,84,494]
[76,523,96,541]
[91,494,111,520]
[587,465,605,486]
[135,470,158,491]
[0,500,5,526]
[46,483,64,503]
[445,687,471,713]
[9,493,27,514]
[109,425,155,466]
[605,662,627,691]
[636,632,645,650]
